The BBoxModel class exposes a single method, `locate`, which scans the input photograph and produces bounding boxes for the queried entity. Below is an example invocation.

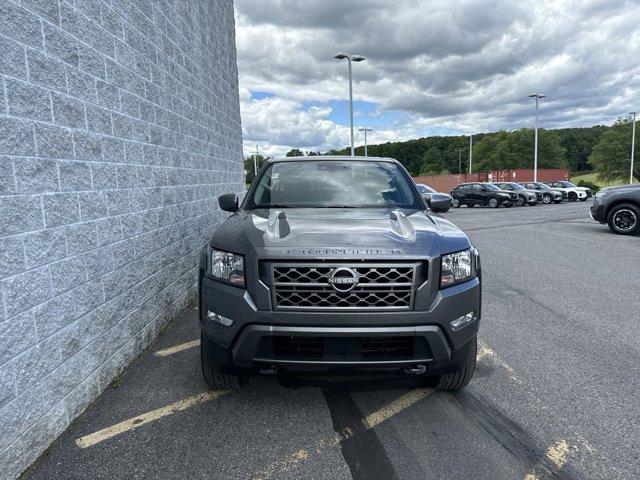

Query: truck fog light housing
[207,311,234,327]
[450,312,476,331]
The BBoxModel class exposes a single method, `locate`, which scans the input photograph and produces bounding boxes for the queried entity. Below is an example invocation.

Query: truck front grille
[270,263,419,310]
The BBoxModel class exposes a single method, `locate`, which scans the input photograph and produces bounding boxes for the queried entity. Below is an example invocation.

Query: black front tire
[436,336,477,391]
[607,203,640,235]
[568,192,578,202]
[201,334,244,390]
[487,197,499,208]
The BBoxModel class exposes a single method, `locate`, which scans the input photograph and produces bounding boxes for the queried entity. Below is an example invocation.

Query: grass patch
[570,172,625,188]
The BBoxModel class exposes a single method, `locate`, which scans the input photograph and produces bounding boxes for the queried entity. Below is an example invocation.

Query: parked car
[548,180,592,199]
[492,182,538,206]
[544,181,589,201]
[416,183,452,212]
[450,182,515,208]
[590,184,640,235]
[518,182,564,204]
[200,156,481,391]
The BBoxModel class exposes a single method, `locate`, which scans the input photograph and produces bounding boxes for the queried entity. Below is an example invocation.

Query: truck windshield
[247,160,423,209]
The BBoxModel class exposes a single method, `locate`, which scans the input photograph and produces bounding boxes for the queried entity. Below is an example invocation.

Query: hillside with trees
[249,123,636,186]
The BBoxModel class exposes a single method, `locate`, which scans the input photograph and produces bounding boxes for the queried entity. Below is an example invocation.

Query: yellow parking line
[154,339,200,357]
[75,390,229,448]
[250,388,433,480]
[523,439,571,480]
[477,339,523,384]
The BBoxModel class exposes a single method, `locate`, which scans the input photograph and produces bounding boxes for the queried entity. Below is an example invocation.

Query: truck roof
[268,155,400,164]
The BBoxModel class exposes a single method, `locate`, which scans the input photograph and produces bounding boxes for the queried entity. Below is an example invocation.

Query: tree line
[246,118,639,183]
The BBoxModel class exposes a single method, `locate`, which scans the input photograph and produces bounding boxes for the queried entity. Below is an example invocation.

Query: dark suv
[450,182,515,208]
[199,156,481,391]
[493,182,538,206]
[590,184,640,235]
[518,182,563,204]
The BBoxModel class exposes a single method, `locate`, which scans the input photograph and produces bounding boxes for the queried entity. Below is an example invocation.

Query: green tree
[589,118,639,182]
[472,128,566,172]
[419,147,445,175]
[285,148,304,157]
[244,154,269,183]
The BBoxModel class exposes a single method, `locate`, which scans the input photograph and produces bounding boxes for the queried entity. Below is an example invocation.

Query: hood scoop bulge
[265,210,291,239]
[389,210,416,241]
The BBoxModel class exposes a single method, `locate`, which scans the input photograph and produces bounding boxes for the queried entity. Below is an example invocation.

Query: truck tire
[436,336,477,391]
[488,197,499,208]
[607,203,640,235]
[201,334,244,390]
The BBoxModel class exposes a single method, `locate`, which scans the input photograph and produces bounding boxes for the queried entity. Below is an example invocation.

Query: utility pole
[334,53,366,156]
[359,127,373,156]
[528,93,545,182]
[469,135,473,174]
[630,112,637,184]
[254,145,258,176]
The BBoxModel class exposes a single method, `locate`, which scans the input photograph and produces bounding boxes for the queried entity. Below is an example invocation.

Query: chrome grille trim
[269,262,422,311]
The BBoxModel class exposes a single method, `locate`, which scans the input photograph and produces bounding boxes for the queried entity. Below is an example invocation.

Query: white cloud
[235,0,640,155]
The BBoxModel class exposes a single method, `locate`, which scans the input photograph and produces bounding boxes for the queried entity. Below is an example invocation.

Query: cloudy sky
[234,0,640,157]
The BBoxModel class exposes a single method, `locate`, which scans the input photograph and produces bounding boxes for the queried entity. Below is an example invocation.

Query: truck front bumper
[200,275,481,375]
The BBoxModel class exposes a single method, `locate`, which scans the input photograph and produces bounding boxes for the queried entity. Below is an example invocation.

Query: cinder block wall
[0,0,243,477]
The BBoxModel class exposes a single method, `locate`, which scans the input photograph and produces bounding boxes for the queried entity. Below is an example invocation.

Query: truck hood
[210,208,471,259]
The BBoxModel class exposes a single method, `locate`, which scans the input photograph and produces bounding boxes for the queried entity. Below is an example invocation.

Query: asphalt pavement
[24,201,640,480]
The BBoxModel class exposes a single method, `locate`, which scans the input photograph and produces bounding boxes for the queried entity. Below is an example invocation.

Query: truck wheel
[542,194,552,204]
[516,195,526,207]
[436,336,477,391]
[451,198,461,208]
[201,334,244,390]
[568,192,577,202]
[488,197,499,208]
[607,203,640,235]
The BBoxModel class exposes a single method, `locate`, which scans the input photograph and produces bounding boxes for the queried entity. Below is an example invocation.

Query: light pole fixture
[358,127,373,156]
[469,134,473,174]
[529,93,545,182]
[630,112,637,184]
[335,52,366,156]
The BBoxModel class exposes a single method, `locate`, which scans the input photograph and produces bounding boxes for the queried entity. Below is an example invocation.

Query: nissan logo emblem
[328,267,359,292]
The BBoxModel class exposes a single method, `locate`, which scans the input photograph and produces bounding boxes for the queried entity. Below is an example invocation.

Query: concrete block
[78,191,108,221]
[0,0,44,49]
[49,255,87,296]
[13,158,59,194]
[0,236,25,279]
[22,227,67,270]
[43,23,79,67]
[43,192,80,227]
[27,49,67,92]
[64,221,98,256]
[0,35,27,79]
[0,117,36,157]
[0,195,44,237]
[34,122,74,159]
[0,157,16,195]
[51,93,86,128]
[1,266,52,317]
[90,162,118,190]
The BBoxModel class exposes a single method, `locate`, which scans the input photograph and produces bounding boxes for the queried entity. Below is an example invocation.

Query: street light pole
[254,145,258,176]
[469,135,473,174]
[334,53,366,156]
[529,93,545,182]
[359,127,373,156]
[630,112,637,184]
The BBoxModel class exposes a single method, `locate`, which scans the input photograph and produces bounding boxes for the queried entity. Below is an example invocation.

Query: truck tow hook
[259,365,278,375]
[404,365,427,375]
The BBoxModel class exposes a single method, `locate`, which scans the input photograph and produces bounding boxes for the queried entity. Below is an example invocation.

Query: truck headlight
[211,249,245,287]
[440,249,475,288]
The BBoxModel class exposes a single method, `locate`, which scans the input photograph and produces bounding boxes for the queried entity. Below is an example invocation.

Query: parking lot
[24,201,639,480]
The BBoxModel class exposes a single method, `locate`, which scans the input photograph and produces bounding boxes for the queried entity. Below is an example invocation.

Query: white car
[545,181,589,202]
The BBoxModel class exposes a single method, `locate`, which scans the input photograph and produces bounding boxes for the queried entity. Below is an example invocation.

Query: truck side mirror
[218,193,238,212]
[429,197,451,213]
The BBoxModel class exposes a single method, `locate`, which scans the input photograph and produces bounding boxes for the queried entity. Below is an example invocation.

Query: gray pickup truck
[198,156,481,391]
